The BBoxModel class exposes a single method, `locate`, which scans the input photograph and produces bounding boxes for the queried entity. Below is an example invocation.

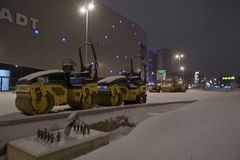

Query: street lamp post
[175,54,184,66]
[180,66,185,79]
[79,1,94,64]
[175,53,184,78]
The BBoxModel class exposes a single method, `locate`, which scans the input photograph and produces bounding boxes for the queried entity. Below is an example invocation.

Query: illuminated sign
[157,70,166,81]
[222,76,235,80]
[194,71,200,83]
[0,8,39,29]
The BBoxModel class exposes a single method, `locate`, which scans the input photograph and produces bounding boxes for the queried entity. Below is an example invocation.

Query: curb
[0,100,197,127]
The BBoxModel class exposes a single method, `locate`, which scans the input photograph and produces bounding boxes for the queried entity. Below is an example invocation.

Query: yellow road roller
[161,78,188,92]
[15,43,98,115]
[97,55,147,106]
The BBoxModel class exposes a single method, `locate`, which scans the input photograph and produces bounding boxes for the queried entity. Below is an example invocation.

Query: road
[0,90,236,159]
[76,91,240,160]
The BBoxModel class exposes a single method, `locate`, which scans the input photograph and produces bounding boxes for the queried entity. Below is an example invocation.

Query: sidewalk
[77,92,240,160]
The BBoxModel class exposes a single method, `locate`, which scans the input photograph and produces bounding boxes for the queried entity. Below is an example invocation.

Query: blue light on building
[112,25,116,29]
[116,55,119,59]
[61,37,67,43]
[33,29,40,36]
[104,35,108,39]
[134,32,138,36]
[119,19,123,23]
[125,56,128,59]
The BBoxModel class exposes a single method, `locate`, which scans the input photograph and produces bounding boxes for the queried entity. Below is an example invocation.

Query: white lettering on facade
[30,17,39,29]
[0,8,39,29]
[16,12,28,26]
[0,8,13,23]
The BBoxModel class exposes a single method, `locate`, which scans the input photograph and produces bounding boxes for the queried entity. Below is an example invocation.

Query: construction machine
[161,78,187,92]
[97,44,147,106]
[15,43,98,115]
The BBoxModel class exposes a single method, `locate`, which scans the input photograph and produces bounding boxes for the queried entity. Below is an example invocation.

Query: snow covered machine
[15,43,98,114]
[97,50,147,106]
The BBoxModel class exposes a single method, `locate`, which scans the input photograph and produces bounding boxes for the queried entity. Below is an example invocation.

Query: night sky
[103,0,240,77]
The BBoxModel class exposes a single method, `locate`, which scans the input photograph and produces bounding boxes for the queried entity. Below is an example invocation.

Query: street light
[79,1,95,64]
[175,53,184,65]
[180,66,185,79]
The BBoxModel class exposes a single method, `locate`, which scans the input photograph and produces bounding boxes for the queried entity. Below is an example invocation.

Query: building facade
[148,48,173,83]
[0,0,148,90]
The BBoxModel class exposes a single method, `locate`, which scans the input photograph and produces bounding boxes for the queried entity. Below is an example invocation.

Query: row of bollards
[37,128,61,143]
[72,123,90,135]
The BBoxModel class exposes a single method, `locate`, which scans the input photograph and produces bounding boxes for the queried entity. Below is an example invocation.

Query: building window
[0,70,10,91]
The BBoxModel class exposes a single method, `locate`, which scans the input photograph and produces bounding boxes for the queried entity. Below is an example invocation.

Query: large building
[0,0,148,91]
[148,48,173,83]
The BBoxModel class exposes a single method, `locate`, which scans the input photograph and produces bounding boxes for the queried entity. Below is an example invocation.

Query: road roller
[97,54,147,106]
[15,43,98,115]
[161,78,188,92]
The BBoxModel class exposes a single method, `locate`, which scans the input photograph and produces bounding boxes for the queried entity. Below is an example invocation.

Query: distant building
[156,49,172,75]
[218,75,240,88]
[148,48,172,83]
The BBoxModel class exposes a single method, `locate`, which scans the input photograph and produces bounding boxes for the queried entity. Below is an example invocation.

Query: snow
[0,103,187,156]
[19,70,63,81]
[9,129,107,157]
[0,92,17,116]
[75,91,240,160]
[98,76,126,84]
[1,90,239,159]
[147,89,224,103]
[0,90,224,116]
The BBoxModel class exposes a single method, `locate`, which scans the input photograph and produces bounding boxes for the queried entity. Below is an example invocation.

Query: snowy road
[75,91,240,160]
[0,90,238,159]
[0,90,223,116]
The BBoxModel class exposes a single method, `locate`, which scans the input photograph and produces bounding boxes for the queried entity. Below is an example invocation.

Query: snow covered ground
[74,91,240,160]
[0,90,239,160]
[0,89,224,116]
[0,102,188,159]
[0,92,17,116]
[147,89,224,103]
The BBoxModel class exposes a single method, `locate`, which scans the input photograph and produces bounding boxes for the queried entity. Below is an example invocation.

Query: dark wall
[0,0,147,78]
